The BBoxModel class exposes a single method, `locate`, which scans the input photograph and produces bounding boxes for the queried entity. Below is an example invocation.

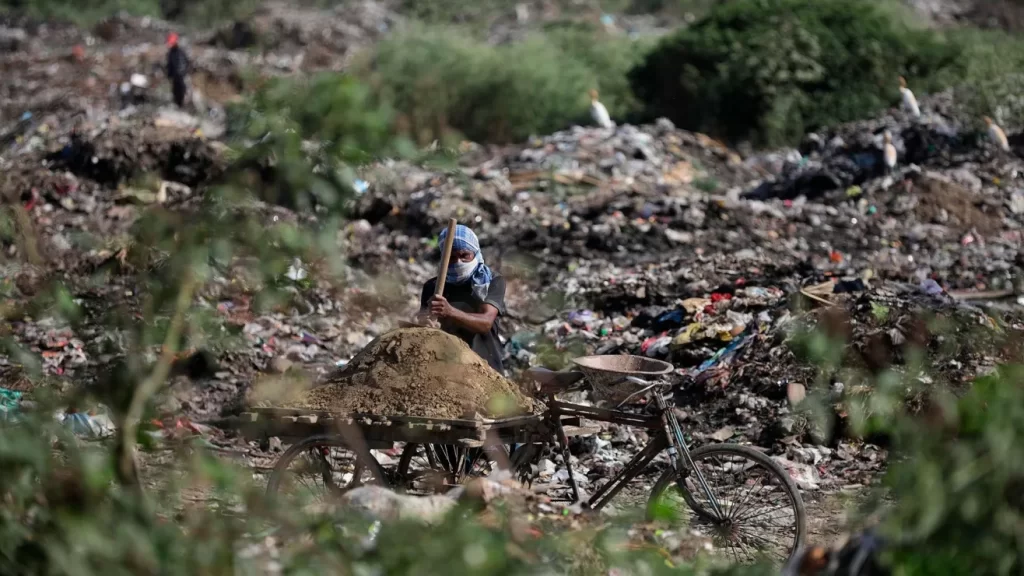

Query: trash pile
[258,328,537,419]
[4,2,1024,504]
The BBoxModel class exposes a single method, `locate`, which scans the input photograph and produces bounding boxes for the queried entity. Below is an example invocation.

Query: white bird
[589,89,614,129]
[882,130,897,172]
[898,76,920,118]
[984,116,1011,152]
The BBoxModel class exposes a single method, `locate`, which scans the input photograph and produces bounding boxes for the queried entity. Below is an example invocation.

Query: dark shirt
[167,46,190,80]
[420,275,506,373]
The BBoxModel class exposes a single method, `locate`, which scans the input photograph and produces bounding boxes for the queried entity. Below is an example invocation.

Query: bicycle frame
[543,389,725,517]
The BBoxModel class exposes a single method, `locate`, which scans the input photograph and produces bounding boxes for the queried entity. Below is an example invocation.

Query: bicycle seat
[524,367,585,394]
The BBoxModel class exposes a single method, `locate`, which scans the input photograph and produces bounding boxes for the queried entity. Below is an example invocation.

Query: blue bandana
[438,225,493,301]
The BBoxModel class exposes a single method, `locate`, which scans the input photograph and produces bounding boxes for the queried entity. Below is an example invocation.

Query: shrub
[951,28,1024,128]
[227,72,403,212]
[873,367,1024,575]
[397,0,509,26]
[629,0,964,147]
[0,0,160,24]
[0,0,257,26]
[545,24,653,123]
[361,25,648,144]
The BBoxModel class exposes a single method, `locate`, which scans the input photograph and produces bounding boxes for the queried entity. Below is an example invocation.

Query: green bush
[227,72,404,212]
[0,0,257,26]
[623,0,715,18]
[950,28,1024,128]
[398,0,509,26]
[0,0,160,24]
[545,24,653,123]
[872,367,1024,575]
[629,0,964,146]
[361,25,648,144]
[159,0,261,25]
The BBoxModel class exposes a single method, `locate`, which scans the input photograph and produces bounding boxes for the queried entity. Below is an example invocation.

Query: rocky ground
[4,2,1024,557]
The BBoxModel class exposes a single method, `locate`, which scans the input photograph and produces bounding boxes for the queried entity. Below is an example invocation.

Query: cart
[238,406,597,495]
[240,355,807,565]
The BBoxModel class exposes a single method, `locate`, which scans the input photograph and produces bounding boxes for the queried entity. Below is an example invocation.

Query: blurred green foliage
[949,27,1024,128]
[784,298,1024,574]
[630,0,964,146]
[0,0,157,23]
[399,0,509,26]
[0,0,259,26]
[360,25,648,144]
[0,401,742,575]
[876,367,1024,575]
[622,0,715,18]
[227,72,407,212]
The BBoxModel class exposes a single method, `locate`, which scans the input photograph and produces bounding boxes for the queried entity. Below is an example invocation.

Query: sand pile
[289,328,536,419]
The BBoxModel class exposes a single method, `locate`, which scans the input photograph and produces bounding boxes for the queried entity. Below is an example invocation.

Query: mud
[283,328,536,419]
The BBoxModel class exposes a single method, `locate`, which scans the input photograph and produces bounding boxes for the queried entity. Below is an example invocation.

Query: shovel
[399,218,457,328]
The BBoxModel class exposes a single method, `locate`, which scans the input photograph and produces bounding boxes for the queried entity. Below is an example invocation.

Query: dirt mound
[288,328,536,419]
[911,173,1002,232]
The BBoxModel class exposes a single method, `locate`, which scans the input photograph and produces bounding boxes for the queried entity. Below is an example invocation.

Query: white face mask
[448,254,480,283]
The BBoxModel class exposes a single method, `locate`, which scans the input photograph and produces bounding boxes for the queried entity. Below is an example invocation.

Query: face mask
[448,255,480,284]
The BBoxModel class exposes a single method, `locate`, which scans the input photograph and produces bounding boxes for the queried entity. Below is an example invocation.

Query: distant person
[166,32,190,108]
[414,225,507,373]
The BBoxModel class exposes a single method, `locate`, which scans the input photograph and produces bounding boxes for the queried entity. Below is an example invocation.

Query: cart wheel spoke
[266,436,384,510]
[397,443,509,494]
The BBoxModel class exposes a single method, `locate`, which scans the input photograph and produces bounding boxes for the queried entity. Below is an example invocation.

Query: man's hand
[429,295,455,319]
[413,311,440,328]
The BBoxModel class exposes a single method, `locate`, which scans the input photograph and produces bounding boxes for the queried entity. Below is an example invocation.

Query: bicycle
[512,355,807,565]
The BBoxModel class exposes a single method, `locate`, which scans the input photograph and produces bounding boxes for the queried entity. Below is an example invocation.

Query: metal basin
[572,355,675,404]
[572,355,674,378]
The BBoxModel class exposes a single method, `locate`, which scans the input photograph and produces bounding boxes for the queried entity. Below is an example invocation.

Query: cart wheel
[508,443,541,483]
[647,443,806,566]
[396,443,509,494]
[266,435,385,505]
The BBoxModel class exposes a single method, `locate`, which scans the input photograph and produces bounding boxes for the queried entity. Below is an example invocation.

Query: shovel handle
[434,218,457,297]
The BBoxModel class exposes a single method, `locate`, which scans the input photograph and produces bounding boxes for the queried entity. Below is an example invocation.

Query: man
[166,32,190,108]
[416,225,506,373]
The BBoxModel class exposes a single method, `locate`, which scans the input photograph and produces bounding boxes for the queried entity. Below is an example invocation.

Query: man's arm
[431,298,498,334]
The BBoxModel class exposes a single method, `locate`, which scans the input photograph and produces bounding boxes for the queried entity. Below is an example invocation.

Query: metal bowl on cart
[572,355,675,405]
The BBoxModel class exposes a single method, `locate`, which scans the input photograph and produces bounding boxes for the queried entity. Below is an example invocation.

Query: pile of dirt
[290,328,537,419]
[910,173,1002,232]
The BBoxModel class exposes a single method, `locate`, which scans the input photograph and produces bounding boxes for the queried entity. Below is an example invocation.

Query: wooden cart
[238,407,596,496]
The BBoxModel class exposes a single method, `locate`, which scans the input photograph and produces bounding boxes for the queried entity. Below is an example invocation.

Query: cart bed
[237,407,549,447]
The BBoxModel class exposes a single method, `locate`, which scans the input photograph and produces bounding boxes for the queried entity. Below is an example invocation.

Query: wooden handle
[434,218,458,297]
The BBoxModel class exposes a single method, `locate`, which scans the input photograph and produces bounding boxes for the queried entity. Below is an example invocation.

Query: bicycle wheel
[397,443,509,494]
[646,443,806,565]
[266,435,385,506]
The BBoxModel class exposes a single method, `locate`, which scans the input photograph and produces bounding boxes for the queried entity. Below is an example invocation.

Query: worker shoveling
[270,327,537,419]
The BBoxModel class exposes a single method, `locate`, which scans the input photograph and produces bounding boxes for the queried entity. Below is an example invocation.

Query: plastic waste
[0,388,22,421]
[568,310,595,327]
[61,410,115,438]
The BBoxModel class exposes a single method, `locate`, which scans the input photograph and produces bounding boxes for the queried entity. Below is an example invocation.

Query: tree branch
[117,272,198,486]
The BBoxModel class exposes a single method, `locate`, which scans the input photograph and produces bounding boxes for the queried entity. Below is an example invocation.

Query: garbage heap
[4,4,1024,493]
